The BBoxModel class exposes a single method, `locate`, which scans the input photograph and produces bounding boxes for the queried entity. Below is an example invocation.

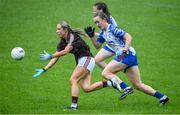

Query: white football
[11,47,25,60]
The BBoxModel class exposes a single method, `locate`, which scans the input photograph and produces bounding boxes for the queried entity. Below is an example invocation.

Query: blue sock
[120,82,128,89]
[154,91,164,99]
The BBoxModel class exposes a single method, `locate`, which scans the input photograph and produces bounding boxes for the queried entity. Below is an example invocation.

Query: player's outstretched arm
[33,57,59,78]
[52,45,73,58]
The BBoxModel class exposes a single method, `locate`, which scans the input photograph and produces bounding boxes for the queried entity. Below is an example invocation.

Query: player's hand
[40,51,52,61]
[119,50,127,61]
[84,26,95,38]
[33,68,46,78]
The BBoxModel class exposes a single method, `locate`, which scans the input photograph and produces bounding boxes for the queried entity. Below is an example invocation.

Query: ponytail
[59,21,87,38]
[72,28,88,37]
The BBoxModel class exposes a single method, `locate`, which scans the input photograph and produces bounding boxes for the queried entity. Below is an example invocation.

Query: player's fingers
[33,73,39,78]
[44,50,47,54]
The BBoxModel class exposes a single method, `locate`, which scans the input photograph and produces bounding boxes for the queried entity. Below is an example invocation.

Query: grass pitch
[0,0,180,114]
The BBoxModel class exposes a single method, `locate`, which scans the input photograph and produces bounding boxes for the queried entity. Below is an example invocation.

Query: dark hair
[94,12,109,23]
[94,2,110,19]
[59,21,87,37]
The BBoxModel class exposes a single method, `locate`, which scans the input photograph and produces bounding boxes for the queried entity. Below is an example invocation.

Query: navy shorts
[114,52,138,71]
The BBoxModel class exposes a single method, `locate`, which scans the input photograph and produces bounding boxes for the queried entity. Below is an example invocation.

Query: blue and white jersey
[98,15,118,53]
[109,15,118,27]
[97,24,136,56]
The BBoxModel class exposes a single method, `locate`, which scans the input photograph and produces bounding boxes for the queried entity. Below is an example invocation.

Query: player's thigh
[95,48,114,62]
[125,66,142,85]
[70,65,89,82]
[104,60,127,73]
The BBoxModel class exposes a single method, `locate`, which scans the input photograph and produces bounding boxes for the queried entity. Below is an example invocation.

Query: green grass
[0,0,180,114]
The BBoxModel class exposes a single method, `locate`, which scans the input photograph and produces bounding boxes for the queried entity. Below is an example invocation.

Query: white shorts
[78,56,95,72]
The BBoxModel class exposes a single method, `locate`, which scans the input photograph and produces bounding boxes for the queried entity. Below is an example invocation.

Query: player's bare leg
[95,48,114,69]
[79,72,112,93]
[68,66,88,110]
[102,60,134,98]
[126,66,169,105]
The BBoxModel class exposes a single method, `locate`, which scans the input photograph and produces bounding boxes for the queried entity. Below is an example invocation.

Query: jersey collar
[105,24,111,32]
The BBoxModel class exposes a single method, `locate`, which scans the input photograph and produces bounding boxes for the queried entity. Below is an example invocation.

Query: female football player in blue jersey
[33,21,123,110]
[92,2,117,69]
[85,12,169,105]
[85,2,134,99]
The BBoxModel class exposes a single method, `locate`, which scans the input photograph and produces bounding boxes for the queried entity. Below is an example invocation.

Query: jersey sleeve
[96,31,105,44]
[110,25,126,40]
[68,34,81,48]
[56,34,76,51]
[110,16,118,27]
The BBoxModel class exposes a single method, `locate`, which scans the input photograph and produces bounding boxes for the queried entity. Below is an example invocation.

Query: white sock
[110,77,122,91]
[111,77,119,84]
[107,80,112,87]
[71,103,77,108]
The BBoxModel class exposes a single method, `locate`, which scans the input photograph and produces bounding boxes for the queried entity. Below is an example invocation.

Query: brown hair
[94,2,110,22]
[59,21,87,37]
[94,12,109,23]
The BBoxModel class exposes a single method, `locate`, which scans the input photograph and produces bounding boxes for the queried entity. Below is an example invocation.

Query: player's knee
[94,56,102,64]
[70,78,78,86]
[133,83,143,90]
[82,87,91,93]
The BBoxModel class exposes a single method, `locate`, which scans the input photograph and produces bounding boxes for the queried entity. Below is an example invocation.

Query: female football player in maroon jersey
[33,21,122,110]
